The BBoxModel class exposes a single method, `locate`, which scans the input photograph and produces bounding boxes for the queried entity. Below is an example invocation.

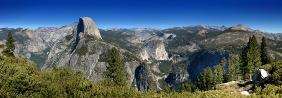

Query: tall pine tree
[104,47,127,86]
[2,32,15,57]
[225,55,240,82]
[247,35,261,73]
[196,67,215,91]
[260,37,271,65]
[241,35,261,80]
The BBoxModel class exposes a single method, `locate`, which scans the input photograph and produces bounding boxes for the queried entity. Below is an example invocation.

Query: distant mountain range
[0,17,281,90]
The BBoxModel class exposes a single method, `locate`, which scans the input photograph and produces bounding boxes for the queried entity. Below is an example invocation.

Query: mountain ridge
[0,17,281,91]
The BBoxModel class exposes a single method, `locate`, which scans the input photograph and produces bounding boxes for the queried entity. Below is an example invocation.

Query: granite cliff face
[43,17,115,82]
[76,17,102,40]
[101,28,169,61]
[141,38,168,61]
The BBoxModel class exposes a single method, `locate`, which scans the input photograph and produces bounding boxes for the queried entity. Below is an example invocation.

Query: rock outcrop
[43,17,141,84]
[134,63,149,91]
[165,72,181,90]
[77,17,102,40]
[229,24,253,31]
[142,38,168,60]
[252,69,269,85]
[43,17,111,82]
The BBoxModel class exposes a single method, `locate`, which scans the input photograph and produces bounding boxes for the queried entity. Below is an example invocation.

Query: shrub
[259,84,282,95]
[0,56,39,96]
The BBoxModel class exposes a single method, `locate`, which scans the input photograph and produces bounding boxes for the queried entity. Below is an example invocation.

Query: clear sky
[0,0,281,33]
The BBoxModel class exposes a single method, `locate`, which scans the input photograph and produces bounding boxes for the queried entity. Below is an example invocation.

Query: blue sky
[0,0,282,33]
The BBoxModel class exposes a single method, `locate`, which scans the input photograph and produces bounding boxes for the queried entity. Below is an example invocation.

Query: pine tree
[197,67,215,91]
[104,47,127,86]
[213,64,224,84]
[225,55,240,82]
[2,32,15,57]
[240,35,261,80]
[260,37,271,65]
[247,35,261,74]
[240,44,249,79]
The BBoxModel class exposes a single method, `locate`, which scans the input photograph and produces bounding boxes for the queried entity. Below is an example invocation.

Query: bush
[1,55,282,97]
[91,80,140,97]
[257,84,282,95]
[0,56,93,97]
[261,61,282,85]
[38,67,93,97]
[0,56,39,96]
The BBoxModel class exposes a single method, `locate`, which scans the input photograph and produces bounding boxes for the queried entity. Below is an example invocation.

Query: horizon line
[0,24,281,34]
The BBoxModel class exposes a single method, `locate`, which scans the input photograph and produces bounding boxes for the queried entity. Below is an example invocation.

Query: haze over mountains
[0,17,281,91]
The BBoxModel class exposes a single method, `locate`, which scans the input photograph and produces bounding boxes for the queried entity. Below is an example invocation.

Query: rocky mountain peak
[77,17,102,39]
[229,24,253,31]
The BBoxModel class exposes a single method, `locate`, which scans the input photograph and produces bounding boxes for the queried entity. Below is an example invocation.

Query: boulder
[252,69,269,84]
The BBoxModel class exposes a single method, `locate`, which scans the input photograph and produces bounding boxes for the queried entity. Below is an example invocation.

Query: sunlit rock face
[43,17,109,83]
[77,17,102,40]
[144,38,168,60]
[43,17,140,84]
[26,26,74,53]
[252,69,269,84]
[229,24,253,31]
[139,49,150,61]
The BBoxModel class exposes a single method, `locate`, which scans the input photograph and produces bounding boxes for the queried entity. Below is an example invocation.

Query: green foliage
[240,45,248,78]
[0,56,93,97]
[91,80,140,97]
[255,84,282,95]
[247,35,261,74]
[196,67,215,91]
[0,55,281,97]
[260,61,282,85]
[0,56,39,96]
[2,32,15,57]
[225,55,241,82]
[179,81,196,92]
[241,35,261,80]
[196,64,226,91]
[214,64,224,84]
[104,47,127,86]
[38,67,93,97]
[260,37,271,65]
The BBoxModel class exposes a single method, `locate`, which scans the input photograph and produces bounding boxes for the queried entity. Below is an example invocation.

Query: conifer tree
[240,44,249,79]
[197,67,215,90]
[213,64,224,84]
[104,47,127,86]
[2,32,15,57]
[240,35,261,80]
[247,35,261,74]
[260,37,271,65]
[225,55,240,82]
